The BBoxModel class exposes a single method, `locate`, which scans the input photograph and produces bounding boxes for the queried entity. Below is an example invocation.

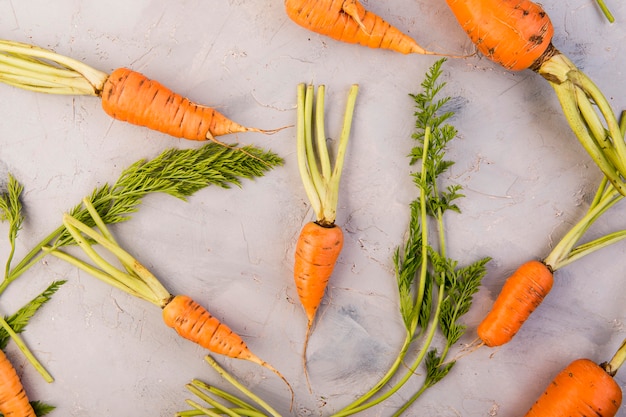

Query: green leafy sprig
[2,142,282,293]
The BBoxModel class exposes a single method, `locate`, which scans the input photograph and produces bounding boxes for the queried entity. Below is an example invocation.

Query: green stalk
[595,0,615,23]
[296,83,359,224]
[203,356,281,417]
[0,39,108,94]
[603,338,626,376]
[0,316,53,382]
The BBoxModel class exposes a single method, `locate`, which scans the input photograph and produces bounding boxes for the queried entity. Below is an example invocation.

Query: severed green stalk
[595,0,615,23]
[542,112,626,271]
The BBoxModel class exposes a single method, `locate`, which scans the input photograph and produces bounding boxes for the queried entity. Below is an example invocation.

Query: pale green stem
[296,84,322,218]
[0,316,53,382]
[595,0,615,22]
[304,85,326,206]
[325,85,358,221]
[0,39,108,93]
[191,379,258,412]
[604,338,626,376]
[543,186,622,270]
[42,246,147,300]
[204,356,282,417]
[184,400,224,417]
[185,385,241,417]
[315,85,332,180]
[415,126,432,323]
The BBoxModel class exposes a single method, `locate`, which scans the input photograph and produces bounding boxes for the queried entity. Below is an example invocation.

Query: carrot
[294,221,344,324]
[42,199,294,409]
[523,337,626,416]
[444,0,626,196]
[294,83,358,388]
[0,40,281,142]
[477,260,553,347]
[0,349,36,417]
[284,0,437,55]
[476,117,626,348]
[445,0,554,71]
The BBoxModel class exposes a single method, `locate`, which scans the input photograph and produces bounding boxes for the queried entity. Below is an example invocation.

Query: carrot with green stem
[41,198,294,409]
[0,39,285,145]
[475,112,626,348]
[523,337,625,416]
[445,0,626,196]
[294,82,358,389]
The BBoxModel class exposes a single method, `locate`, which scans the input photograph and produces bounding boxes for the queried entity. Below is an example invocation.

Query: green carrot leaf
[0,280,66,349]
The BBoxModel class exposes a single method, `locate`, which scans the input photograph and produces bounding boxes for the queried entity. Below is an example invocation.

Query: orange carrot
[524,358,622,416]
[445,0,554,71]
[0,349,36,417]
[294,221,344,329]
[43,201,294,408]
[284,0,436,55]
[477,260,553,347]
[0,40,281,142]
[294,83,358,388]
[162,294,293,399]
[100,68,276,140]
[444,1,626,195]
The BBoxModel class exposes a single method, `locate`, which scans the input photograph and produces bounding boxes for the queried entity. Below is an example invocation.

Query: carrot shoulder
[284,0,434,55]
[477,260,553,347]
[524,358,622,417]
[0,349,36,417]
[445,0,554,70]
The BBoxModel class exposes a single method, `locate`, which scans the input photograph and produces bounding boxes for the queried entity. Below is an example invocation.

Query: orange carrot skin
[524,358,622,417]
[445,0,554,70]
[477,260,553,347]
[294,221,344,323]
[284,0,426,54]
[0,349,36,417]
[162,295,254,360]
[101,68,252,139]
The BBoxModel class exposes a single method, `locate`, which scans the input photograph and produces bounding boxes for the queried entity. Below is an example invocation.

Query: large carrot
[0,349,36,417]
[523,337,626,416]
[42,199,294,408]
[284,0,460,55]
[294,83,358,388]
[0,39,281,142]
[476,118,626,347]
[445,0,626,197]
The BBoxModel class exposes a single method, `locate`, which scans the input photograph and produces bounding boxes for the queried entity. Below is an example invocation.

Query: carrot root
[101,68,278,140]
[0,349,36,417]
[477,260,554,347]
[524,358,622,417]
[162,295,294,408]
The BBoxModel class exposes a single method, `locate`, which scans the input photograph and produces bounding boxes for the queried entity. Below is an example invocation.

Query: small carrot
[0,349,36,417]
[523,337,626,417]
[294,83,358,388]
[42,199,294,408]
[0,40,281,142]
[444,0,626,196]
[284,0,436,55]
[477,260,553,347]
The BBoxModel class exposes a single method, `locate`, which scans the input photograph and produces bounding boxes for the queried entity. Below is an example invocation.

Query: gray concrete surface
[0,1,625,416]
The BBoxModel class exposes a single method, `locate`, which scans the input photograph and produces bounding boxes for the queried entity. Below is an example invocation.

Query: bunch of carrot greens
[1,174,62,416]
[176,59,490,417]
